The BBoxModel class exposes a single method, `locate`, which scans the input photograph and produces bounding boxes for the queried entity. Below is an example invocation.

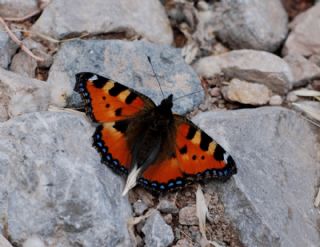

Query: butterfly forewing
[74,72,155,122]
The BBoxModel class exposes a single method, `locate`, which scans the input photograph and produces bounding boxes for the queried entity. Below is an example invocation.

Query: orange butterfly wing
[74,72,155,122]
[138,157,186,192]
[93,121,132,175]
[138,115,237,193]
[75,72,156,174]
[174,115,237,179]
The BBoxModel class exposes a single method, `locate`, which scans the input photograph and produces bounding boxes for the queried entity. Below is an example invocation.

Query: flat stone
[0,26,21,69]
[10,51,37,78]
[48,40,203,114]
[0,68,49,121]
[283,3,320,56]
[0,0,38,18]
[32,0,173,44]
[178,206,198,225]
[216,0,288,52]
[192,107,320,247]
[142,211,174,247]
[193,49,293,94]
[284,54,320,87]
[222,79,271,105]
[0,112,132,246]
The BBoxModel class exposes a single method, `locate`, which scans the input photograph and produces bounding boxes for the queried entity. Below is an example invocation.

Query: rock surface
[0,68,49,121]
[193,107,320,247]
[283,3,320,56]
[0,0,38,18]
[193,49,293,94]
[216,0,288,52]
[222,79,271,105]
[48,40,203,114]
[10,51,38,78]
[0,26,20,69]
[0,111,132,247]
[32,0,173,44]
[284,54,320,87]
[142,211,174,247]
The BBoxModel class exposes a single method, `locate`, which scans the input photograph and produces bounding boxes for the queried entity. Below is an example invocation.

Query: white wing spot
[223,152,230,164]
[89,75,98,81]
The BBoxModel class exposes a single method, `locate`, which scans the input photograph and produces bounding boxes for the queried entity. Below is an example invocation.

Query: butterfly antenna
[173,89,203,102]
[147,56,165,98]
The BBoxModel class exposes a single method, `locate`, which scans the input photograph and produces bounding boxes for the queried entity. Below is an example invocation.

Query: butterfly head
[157,94,173,116]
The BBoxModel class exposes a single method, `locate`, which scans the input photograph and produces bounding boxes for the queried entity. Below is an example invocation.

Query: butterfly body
[75,72,237,194]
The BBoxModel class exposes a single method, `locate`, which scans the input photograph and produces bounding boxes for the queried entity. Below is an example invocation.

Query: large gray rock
[216,0,288,52]
[48,40,203,114]
[193,107,320,247]
[0,111,132,247]
[142,211,174,247]
[32,0,173,44]
[0,26,21,69]
[193,50,293,94]
[283,3,320,56]
[0,68,49,122]
[0,0,38,18]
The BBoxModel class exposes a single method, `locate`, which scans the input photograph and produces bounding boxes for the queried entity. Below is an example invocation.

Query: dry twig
[3,0,50,22]
[0,16,44,62]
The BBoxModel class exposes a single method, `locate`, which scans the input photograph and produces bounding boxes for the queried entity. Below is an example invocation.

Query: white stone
[222,78,271,105]
[193,49,293,94]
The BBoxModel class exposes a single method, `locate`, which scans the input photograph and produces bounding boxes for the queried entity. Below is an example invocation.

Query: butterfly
[74,72,237,195]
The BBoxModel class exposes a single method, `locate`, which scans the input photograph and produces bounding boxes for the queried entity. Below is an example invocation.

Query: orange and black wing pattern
[138,115,237,193]
[93,120,132,175]
[138,157,186,193]
[74,72,155,123]
[174,115,237,182]
[75,72,155,175]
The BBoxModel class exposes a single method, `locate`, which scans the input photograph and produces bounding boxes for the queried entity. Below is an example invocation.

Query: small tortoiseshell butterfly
[74,72,237,195]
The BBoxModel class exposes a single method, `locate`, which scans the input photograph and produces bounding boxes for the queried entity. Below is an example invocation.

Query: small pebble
[158,199,179,214]
[286,92,298,102]
[163,214,173,224]
[196,1,209,11]
[269,95,283,106]
[133,200,148,216]
[209,87,221,97]
[179,206,198,225]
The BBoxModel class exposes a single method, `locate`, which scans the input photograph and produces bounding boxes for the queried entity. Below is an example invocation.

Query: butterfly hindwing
[174,115,237,180]
[93,120,132,175]
[138,157,186,193]
[74,72,155,122]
